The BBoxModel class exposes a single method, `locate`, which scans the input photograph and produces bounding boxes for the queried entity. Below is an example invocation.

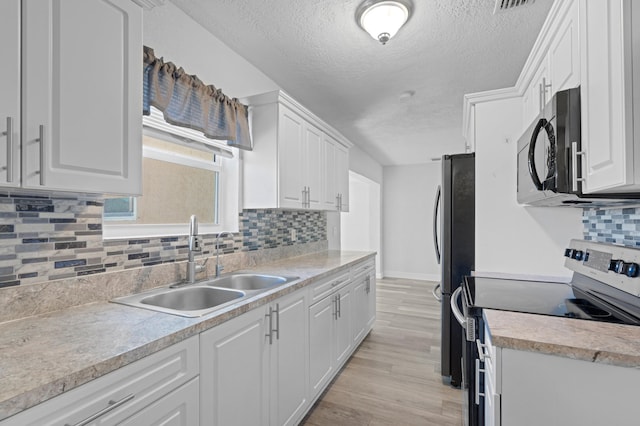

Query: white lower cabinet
[199,289,308,426]
[0,336,199,426]
[485,320,640,426]
[308,280,354,402]
[269,291,309,426]
[351,261,376,345]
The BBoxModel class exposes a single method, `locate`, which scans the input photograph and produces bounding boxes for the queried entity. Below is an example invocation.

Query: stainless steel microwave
[517,87,640,207]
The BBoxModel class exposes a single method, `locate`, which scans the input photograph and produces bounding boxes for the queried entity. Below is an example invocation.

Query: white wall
[349,145,383,184]
[341,172,382,277]
[143,3,278,99]
[475,97,582,279]
[383,163,441,280]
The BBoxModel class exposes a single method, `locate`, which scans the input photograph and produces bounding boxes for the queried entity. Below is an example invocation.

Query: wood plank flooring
[301,278,463,425]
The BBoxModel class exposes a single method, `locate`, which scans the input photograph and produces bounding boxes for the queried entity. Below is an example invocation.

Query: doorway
[341,171,382,277]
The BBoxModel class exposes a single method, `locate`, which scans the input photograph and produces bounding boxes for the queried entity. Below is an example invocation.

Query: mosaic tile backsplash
[583,207,640,247]
[0,193,326,288]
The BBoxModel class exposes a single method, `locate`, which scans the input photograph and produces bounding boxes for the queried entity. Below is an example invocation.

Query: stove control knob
[564,248,572,258]
[626,263,639,278]
[572,250,584,261]
[609,259,623,273]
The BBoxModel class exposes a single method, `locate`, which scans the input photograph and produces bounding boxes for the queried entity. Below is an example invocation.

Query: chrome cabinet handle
[336,193,340,211]
[432,283,442,302]
[37,124,45,185]
[265,306,273,344]
[332,295,338,320]
[273,303,280,340]
[2,117,13,182]
[475,359,485,405]
[451,287,466,326]
[64,393,135,426]
[337,293,342,318]
[571,141,585,192]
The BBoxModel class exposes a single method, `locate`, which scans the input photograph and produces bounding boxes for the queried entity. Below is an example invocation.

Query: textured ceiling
[170,0,553,166]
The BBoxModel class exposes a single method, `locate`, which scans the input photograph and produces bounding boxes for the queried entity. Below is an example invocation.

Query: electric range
[455,239,640,426]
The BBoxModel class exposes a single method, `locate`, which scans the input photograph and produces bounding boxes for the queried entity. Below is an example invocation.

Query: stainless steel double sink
[111,273,299,317]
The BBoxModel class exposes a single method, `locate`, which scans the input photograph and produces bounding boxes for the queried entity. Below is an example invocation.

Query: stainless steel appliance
[451,239,640,425]
[516,87,640,207]
[432,153,475,387]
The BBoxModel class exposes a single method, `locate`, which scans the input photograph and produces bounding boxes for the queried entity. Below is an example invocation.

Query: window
[103,114,240,238]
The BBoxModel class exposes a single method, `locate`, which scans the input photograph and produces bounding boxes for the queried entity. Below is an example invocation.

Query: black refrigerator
[432,153,475,387]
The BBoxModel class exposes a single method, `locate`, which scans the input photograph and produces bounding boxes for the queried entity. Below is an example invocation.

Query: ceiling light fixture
[356,0,413,45]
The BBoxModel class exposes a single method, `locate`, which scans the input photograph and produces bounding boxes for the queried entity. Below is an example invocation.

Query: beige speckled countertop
[0,250,375,421]
[484,309,640,368]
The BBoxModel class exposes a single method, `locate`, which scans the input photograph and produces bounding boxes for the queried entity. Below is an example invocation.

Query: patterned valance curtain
[142,46,252,150]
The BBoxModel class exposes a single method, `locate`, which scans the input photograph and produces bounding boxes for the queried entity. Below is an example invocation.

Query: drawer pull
[65,393,135,426]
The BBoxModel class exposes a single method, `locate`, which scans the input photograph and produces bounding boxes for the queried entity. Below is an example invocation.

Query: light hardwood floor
[301,278,463,426]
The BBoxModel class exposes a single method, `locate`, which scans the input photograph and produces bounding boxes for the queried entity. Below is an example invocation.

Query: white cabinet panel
[335,142,349,212]
[119,377,199,426]
[580,0,640,193]
[200,307,269,426]
[269,291,309,426]
[0,0,20,187]
[304,122,323,209]
[549,0,580,93]
[322,134,338,210]
[308,295,335,399]
[278,106,305,208]
[21,0,142,194]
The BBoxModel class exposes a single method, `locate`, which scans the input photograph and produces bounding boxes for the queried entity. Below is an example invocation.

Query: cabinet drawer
[2,336,199,426]
[350,259,374,280]
[310,271,350,303]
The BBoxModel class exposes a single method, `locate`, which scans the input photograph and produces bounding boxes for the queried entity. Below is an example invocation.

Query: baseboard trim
[382,271,440,282]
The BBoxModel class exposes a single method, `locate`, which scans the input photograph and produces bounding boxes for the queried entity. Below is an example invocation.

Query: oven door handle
[451,287,466,326]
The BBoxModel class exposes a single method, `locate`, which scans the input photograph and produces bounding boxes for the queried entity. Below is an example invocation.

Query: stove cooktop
[463,276,636,325]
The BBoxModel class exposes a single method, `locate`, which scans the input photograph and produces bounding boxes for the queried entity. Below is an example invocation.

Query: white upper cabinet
[521,0,580,129]
[243,90,351,211]
[579,0,640,194]
[0,1,20,188]
[8,0,143,195]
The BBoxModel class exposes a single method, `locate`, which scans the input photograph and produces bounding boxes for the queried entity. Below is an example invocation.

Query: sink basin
[205,274,298,291]
[111,273,298,317]
[141,286,245,311]
[112,286,246,317]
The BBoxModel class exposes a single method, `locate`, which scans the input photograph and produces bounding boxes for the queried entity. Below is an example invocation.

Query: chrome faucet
[215,231,234,277]
[186,215,208,284]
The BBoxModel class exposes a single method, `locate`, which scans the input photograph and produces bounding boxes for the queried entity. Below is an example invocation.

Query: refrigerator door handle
[433,185,441,265]
[432,283,442,302]
[451,287,466,326]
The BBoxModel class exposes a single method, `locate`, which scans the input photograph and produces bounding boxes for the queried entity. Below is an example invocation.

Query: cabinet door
[22,0,142,194]
[366,272,377,330]
[308,295,335,400]
[119,377,199,426]
[200,308,269,426]
[304,123,323,209]
[580,0,639,193]
[278,106,306,208]
[351,274,368,345]
[322,135,339,210]
[0,0,20,187]
[335,143,350,212]
[549,0,580,94]
[335,288,353,367]
[270,291,309,426]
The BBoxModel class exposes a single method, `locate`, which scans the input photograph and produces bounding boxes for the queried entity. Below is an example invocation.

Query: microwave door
[527,118,556,191]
